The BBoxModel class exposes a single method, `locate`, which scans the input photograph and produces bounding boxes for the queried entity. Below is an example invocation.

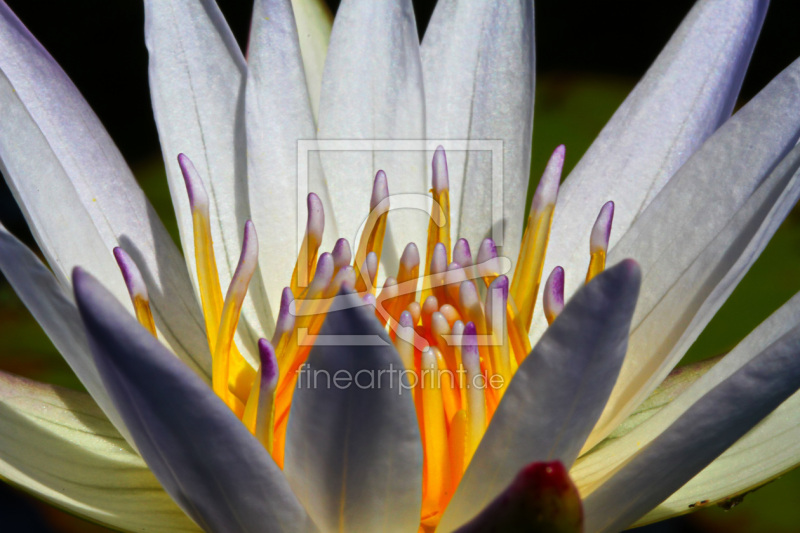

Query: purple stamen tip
[462,321,479,363]
[238,220,259,266]
[453,238,472,267]
[371,170,390,211]
[307,193,325,239]
[399,310,414,328]
[177,153,209,210]
[492,274,509,297]
[258,338,279,385]
[477,238,497,261]
[113,246,147,298]
[590,201,615,253]
[401,242,420,268]
[432,146,449,192]
[332,238,352,268]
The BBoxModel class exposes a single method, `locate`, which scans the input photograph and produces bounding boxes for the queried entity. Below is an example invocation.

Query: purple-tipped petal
[72,268,315,533]
[441,260,641,531]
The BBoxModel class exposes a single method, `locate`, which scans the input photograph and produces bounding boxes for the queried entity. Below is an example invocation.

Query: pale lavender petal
[285,292,422,532]
[439,260,641,531]
[0,3,209,375]
[73,269,315,533]
[538,0,769,334]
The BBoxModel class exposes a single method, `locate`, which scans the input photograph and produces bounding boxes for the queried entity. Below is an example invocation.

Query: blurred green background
[1,0,800,531]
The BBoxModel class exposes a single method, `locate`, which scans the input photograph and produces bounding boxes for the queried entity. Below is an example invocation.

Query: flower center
[112,145,614,529]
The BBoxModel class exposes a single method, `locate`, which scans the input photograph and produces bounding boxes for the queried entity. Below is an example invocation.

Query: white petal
[635,389,800,526]
[290,0,332,122]
[317,0,426,271]
[144,0,268,354]
[533,0,768,340]
[584,59,800,450]
[574,283,800,499]
[0,372,199,533]
[439,260,641,531]
[0,4,209,376]
[0,225,134,444]
[246,0,337,317]
[422,0,535,265]
[284,293,422,532]
[74,269,315,533]
[582,296,800,532]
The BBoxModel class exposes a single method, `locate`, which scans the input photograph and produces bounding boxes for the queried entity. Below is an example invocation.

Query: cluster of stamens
[112,145,614,529]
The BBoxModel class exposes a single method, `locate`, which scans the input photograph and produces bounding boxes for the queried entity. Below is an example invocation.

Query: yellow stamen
[510,145,564,330]
[354,171,389,293]
[179,154,224,352]
[425,148,451,283]
[243,339,279,453]
[420,347,451,528]
[291,193,325,296]
[448,410,468,494]
[461,323,486,463]
[213,221,259,414]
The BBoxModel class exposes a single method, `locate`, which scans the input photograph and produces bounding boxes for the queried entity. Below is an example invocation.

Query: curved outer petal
[317,0,426,271]
[284,292,423,533]
[421,0,535,266]
[575,286,800,505]
[144,0,269,353]
[634,389,800,526]
[73,270,316,533]
[0,372,199,533]
[246,0,337,318]
[439,260,641,532]
[0,2,209,377]
[0,225,133,443]
[584,58,800,451]
[533,0,767,340]
[582,303,800,532]
[290,0,332,122]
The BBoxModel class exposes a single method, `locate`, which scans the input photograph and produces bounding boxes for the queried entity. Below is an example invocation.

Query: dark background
[1,1,800,531]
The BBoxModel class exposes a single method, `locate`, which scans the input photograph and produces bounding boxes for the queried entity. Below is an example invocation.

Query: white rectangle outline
[296,139,505,256]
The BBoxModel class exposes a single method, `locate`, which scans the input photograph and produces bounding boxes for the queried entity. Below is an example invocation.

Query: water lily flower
[1,0,800,532]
